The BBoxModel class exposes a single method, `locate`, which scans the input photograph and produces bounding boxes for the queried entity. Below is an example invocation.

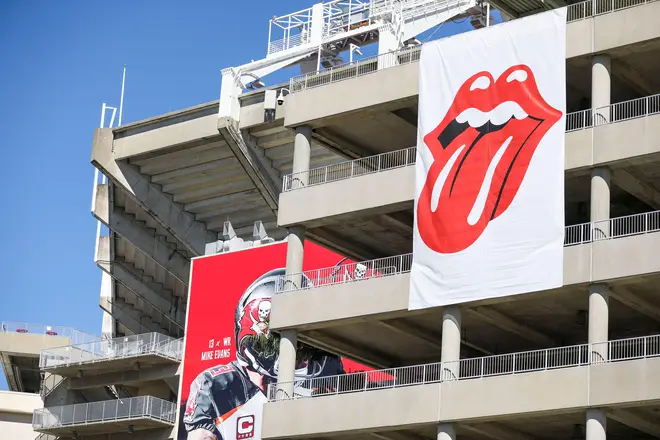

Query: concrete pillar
[591,167,611,238]
[276,329,298,400]
[441,307,462,380]
[591,54,611,124]
[589,283,610,362]
[437,423,456,440]
[586,408,607,440]
[284,226,306,291]
[292,126,312,188]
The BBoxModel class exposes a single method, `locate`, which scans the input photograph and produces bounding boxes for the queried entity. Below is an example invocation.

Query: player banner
[410,9,567,310]
[177,241,379,440]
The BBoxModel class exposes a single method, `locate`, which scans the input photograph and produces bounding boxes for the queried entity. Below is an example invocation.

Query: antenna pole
[118,64,127,126]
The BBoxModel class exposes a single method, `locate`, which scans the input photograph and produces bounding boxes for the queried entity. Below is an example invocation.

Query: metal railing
[32,396,176,430]
[39,332,183,369]
[290,45,421,92]
[279,253,414,293]
[279,210,660,293]
[282,93,660,192]
[0,322,97,345]
[566,93,660,131]
[283,146,416,191]
[289,0,657,93]
[268,334,660,401]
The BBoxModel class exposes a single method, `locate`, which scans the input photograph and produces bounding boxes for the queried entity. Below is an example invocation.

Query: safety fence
[277,209,660,293]
[289,0,657,93]
[0,322,97,346]
[268,333,660,401]
[282,93,660,192]
[565,93,660,131]
[39,332,183,370]
[32,396,176,431]
[283,146,416,191]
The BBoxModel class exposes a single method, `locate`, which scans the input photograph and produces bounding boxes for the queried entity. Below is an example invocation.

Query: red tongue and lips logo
[417,64,562,254]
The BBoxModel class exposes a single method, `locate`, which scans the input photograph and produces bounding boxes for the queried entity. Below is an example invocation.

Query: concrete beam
[609,409,660,438]
[314,127,374,158]
[307,227,383,262]
[100,297,160,335]
[612,59,658,96]
[217,117,280,211]
[611,168,660,209]
[460,423,539,440]
[95,184,190,283]
[91,128,216,256]
[68,364,178,390]
[610,286,660,323]
[300,331,394,369]
[487,0,520,19]
[100,257,184,328]
[468,307,558,347]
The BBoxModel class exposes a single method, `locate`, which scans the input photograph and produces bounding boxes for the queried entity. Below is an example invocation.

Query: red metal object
[16,329,28,333]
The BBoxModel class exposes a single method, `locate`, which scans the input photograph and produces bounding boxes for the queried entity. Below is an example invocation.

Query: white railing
[268,334,660,401]
[39,332,183,369]
[566,0,657,21]
[32,396,176,430]
[290,45,421,92]
[0,322,97,345]
[283,93,660,192]
[566,93,660,131]
[283,146,416,191]
[279,253,413,292]
[289,0,657,93]
[279,210,660,293]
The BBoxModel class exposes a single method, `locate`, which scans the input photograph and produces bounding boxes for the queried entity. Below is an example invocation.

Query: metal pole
[100,103,107,128]
[486,2,491,27]
[118,64,126,126]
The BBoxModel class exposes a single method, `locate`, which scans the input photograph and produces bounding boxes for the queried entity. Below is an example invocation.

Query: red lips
[417,65,562,254]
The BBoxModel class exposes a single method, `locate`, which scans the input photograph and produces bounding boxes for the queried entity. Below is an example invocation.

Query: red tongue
[417,118,540,254]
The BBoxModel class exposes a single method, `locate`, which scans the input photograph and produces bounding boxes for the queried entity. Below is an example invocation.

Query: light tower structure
[218,0,485,121]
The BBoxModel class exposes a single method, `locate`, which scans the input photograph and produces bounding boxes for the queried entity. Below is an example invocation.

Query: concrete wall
[284,1,660,127]
[0,391,41,440]
[271,233,660,331]
[279,114,660,228]
[262,357,660,438]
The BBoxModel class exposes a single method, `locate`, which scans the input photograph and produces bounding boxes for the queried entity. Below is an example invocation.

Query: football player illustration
[183,268,346,440]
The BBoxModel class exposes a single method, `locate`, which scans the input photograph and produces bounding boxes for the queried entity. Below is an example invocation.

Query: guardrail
[268,333,660,401]
[283,146,416,191]
[289,0,657,93]
[32,396,176,431]
[282,94,660,192]
[0,322,97,345]
[40,332,183,370]
[565,93,660,131]
[278,209,660,293]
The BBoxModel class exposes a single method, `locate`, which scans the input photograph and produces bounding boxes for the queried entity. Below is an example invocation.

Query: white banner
[410,9,567,310]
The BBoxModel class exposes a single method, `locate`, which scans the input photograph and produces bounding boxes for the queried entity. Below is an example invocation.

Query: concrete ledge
[280,114,660,228]
[270,233,660,331]
[262,357,660,439]
[285,2,660,127]
[278,166,415,228]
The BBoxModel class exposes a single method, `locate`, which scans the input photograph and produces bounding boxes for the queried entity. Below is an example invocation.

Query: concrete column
[591,54,611,124]
[292,126,312,188]
[441,307,462,380]
[276,329,298,400]
[589,283,610,362]
[586,408,607,440]
[591,167,611,238]
[284,226,306,291]
[437,423,456,440]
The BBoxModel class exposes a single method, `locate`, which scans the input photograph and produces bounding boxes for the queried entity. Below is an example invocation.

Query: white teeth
[455,101,528,129]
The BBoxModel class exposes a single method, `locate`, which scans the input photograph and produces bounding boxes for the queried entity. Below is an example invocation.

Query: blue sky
[0,1,497,390]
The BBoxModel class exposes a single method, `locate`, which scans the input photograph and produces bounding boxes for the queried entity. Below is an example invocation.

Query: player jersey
[184,361,266,440]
